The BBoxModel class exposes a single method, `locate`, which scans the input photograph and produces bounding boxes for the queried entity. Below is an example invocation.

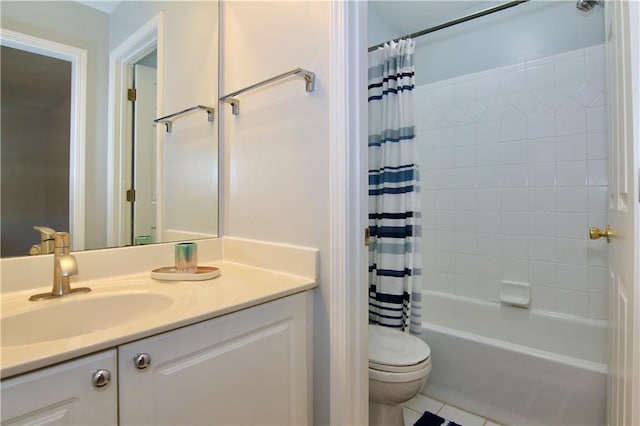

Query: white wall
[367,4,402,48]
[369,1,605,86]
[414,1,604,85]
[220,1,332,423]
[110,1,219,242]
[1,1,109,250]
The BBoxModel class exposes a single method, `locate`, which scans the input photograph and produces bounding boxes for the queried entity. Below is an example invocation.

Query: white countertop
[1,261,316,379]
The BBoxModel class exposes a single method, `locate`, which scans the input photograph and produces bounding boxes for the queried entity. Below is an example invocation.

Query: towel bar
[154,105,215,133]
[219,68,315,115]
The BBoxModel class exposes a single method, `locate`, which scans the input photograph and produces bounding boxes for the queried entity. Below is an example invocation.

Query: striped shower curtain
[367,39,422,336]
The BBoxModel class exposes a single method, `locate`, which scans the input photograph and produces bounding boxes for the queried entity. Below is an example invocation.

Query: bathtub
[420,290,608,426]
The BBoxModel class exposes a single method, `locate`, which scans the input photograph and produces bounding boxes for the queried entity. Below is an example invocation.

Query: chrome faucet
[29,226,56,255]
[29,232,91,301]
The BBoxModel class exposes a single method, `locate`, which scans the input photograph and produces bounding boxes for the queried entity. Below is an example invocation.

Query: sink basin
[1,292,173,346]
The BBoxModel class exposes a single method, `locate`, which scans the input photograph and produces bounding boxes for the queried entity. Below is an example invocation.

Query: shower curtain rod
[368,0,529,52]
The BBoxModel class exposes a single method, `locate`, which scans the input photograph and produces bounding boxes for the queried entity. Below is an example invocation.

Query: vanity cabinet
[118,291,311,425]
[1,292,311,426]
[0,350,117,425]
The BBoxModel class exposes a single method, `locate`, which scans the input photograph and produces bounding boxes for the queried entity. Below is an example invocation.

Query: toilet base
[369,401,404,426]
[368,372,429,426]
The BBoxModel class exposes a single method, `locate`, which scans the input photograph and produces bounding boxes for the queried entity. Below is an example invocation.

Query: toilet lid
[369,324,431,367]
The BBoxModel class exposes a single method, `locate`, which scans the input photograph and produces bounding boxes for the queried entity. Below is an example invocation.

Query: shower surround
[417,44,609,320]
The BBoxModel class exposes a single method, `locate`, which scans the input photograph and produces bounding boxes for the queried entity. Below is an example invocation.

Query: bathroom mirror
[0,1,219,258]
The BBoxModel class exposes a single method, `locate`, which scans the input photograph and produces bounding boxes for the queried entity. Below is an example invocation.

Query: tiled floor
[402,394,503,426]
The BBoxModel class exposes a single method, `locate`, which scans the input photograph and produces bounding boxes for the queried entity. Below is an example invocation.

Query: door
[604,1,639,425]
[118,293,311,425]
[132,63,158,244]
[0,350,117,425]
[123,58,158,246]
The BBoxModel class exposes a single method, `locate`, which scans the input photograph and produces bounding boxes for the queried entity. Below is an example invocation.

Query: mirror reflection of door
[128,50,158,246]
[0,46,71,257]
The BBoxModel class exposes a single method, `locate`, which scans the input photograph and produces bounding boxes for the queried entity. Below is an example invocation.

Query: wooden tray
[151,266,220,281]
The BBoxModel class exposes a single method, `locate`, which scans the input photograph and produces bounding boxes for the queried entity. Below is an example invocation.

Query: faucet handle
[33,226,56,255]
[33,226,56,240]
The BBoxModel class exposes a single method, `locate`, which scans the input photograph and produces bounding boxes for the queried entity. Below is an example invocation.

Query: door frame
[0,28,87,251]
[328,1,368,424]
[627,2,640,423]
[107,13,164,247]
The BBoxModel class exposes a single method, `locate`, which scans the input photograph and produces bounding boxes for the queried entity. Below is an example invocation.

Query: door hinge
[126,189,136,202]
[127,88,137,102]
[364,227,371,247]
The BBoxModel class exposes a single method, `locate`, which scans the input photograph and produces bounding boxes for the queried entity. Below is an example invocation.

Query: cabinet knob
[91,369,111,388]
[134,353,151,370]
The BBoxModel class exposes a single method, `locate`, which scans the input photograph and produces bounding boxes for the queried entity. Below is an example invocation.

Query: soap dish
[151,266,220,281]
[499,280,530,308]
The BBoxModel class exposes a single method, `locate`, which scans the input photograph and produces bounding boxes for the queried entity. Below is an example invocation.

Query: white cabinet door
[118,292,312,425]
[0,350,117,425]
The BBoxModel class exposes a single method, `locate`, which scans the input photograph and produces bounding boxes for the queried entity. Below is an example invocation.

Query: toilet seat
[368,324,431,369]
[369,357,430,374]
[369,359,432,383]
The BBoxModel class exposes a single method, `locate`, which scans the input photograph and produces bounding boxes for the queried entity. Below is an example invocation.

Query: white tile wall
[418,45,608,320]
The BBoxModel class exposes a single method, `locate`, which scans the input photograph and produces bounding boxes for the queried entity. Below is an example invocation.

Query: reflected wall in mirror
[0,1,219,258]
[1,45,74,257]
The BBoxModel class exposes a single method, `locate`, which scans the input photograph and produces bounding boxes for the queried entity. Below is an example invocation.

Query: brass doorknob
[589,225,614,243]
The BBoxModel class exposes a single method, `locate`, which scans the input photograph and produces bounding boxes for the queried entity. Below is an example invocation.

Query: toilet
[368,324,432,426]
